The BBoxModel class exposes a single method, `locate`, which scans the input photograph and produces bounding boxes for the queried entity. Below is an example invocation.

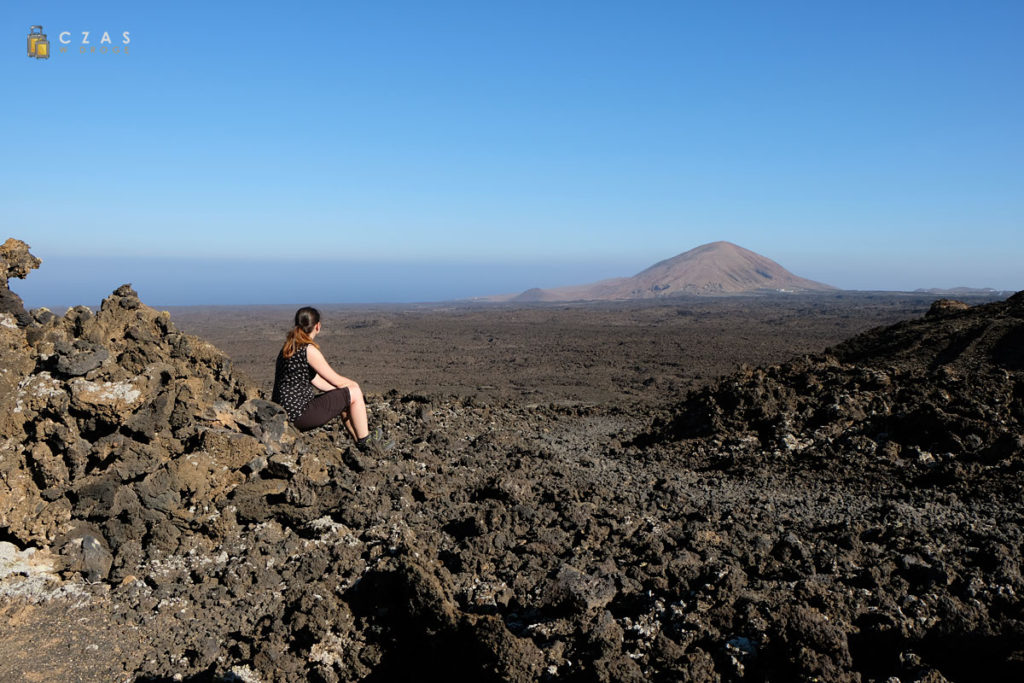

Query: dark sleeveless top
[271,345,316,421]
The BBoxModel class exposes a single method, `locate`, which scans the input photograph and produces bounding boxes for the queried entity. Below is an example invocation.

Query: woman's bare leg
[347,384,369,440]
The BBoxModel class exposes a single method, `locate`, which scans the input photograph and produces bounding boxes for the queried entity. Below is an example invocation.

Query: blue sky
[3,1,1022,306]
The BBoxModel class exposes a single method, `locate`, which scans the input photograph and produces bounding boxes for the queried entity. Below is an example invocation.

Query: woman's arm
[306,345,358,390]
[311,373,334,392]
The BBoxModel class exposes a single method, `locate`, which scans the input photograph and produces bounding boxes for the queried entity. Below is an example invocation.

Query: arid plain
[166,293,946,409]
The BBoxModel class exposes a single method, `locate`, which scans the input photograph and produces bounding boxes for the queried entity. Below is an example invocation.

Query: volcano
[503,241,836,302]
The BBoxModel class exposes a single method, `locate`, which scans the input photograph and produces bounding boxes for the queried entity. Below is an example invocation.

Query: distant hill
[913,287,1010,297]
[493,242,836,302]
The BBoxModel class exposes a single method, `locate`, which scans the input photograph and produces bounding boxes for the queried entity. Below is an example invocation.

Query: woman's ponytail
[282,306,321,358]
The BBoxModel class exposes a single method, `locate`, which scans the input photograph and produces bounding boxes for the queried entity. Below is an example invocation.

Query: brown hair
[282,306,321,358]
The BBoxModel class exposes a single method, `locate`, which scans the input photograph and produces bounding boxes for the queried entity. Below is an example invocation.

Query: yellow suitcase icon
[28,26,50,59]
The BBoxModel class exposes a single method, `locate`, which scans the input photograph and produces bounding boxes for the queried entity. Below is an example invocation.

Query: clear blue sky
[3,1,1022,306]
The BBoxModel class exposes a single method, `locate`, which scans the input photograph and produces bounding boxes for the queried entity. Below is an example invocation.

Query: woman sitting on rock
[272,306,384,452]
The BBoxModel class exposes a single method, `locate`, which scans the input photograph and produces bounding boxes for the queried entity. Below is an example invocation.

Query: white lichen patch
[229,664,263,683]
[18,371,64,397]
[308,631,348,668]
[467,579,510,608]
[190,550,230,569]
[0,541,90,606]
[70,378,141,405]
[13,372,66,413]
[0,542,49,579]
[145,554,189,578]
[0,574,91,605]
[308,516,363,548]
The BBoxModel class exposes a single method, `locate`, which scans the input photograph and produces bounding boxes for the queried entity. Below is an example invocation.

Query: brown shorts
[293,387,352,431]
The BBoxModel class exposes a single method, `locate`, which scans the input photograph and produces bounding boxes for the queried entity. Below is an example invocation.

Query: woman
[272,306,381,452]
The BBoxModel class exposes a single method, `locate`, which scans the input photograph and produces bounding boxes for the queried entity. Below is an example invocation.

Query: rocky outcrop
[649,291,1024,478]
[0,238,41,326]
[0,282,291,577]
[0,238,41,285]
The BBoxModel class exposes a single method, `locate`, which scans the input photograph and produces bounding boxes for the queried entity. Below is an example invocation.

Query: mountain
[496,242,836,302]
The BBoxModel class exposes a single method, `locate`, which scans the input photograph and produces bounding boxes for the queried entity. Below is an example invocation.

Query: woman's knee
[348,383,363,404]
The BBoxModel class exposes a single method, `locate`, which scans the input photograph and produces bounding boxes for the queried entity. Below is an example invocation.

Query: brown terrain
[166,295,941,409]
[1,238,1022,682]
[492,242,836,302]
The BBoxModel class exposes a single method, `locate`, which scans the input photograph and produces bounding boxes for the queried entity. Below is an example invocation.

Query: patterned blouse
[271,345,316,421]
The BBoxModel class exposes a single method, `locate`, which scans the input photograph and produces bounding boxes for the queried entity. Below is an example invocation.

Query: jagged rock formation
[649,292,1024,473]
[0,238,41,326]
[0,282,292,574]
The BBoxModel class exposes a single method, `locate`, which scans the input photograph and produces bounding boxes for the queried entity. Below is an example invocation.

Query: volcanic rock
[61,534,114,583]
[0,278,269,553]
[926,298,971,318]
[0,238,40,327]
[650,290,1024,471]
